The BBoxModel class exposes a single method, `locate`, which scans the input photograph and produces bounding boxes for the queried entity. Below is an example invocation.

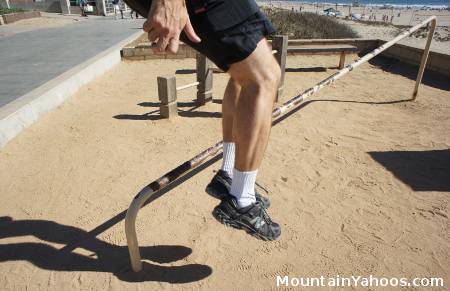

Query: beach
[259,1,450,53]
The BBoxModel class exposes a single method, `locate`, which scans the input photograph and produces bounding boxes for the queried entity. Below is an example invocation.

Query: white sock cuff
[221,142,235,177]
[231,169,257,208]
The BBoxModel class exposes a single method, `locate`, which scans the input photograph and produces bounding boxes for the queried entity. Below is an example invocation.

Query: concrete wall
[8,0,62,13]
[289,38,450,77]
[121,42,197,60]
[288,38,379,55]
[1,11,41,24]
[379,40,450,78]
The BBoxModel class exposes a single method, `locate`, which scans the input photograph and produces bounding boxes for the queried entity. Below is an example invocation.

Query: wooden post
[157,75,178,118]
[196,53,213,105]
[412,19,436,100]
[273,35,288,102]
[339,52,346,69]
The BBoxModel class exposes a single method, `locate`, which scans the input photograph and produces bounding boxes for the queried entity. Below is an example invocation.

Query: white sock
[221,142,235,178]
[230,169,257,208]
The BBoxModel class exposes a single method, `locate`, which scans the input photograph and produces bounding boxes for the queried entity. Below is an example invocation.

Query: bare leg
[227,39,280,171]
[222,78,241,142]
[212,39,281,240]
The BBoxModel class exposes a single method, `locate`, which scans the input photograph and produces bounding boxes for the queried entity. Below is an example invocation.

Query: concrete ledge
[287,38,379,54]
[288,44,358,55]
[0,30,143,149]
[121,42,197,60]
[1,11,41,25]
[379,40,450,78]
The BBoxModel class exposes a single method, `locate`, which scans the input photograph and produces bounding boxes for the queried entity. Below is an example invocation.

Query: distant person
[113,0,123,19]
[79,0,87,17]
[130,9,138,19]
[119,0,125,19]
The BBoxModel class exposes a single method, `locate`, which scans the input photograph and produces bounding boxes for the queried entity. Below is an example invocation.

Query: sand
[0,54,449,290]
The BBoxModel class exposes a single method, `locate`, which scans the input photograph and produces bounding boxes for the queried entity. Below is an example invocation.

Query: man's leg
[222,78,240,144]
[213,38,281,241]
[228,38,279,208]
[228,39,279,172]
[205,42,275,210]
[205,79,241,198]
[221,78,240,177]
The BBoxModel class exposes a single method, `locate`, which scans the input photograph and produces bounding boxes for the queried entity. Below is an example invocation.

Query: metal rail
[125,16,436,272]
[176,81,200,91]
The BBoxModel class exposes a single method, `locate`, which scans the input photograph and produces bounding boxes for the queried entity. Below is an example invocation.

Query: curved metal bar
[176,81,200,91]
[125,16,436,272]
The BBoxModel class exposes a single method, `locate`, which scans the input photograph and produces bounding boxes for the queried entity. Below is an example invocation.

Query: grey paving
[0,17,145,107]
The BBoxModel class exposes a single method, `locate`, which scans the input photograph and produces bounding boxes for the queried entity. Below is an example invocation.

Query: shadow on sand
[368,55,450,92]
[0,155,222,283]
[0,216,212,283]
[369,149,450,192]
[114,99,222,120]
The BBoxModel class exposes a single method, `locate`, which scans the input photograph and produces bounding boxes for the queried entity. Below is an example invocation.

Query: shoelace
[254,201,273,225]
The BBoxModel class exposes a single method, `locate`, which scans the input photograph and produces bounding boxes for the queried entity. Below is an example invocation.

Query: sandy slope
[0,55,449,290]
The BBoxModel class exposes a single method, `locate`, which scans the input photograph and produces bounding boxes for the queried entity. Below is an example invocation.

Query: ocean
[287,0,450,8]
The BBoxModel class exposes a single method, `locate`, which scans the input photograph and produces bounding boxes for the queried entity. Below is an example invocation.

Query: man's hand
[143,0,201,53]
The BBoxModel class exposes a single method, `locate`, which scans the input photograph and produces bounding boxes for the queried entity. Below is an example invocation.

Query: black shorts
[181,10,276,71]
[123,0,276,71]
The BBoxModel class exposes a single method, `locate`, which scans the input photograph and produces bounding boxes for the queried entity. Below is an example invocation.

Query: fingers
[142,19,152,32]
[184,19,201,43]
[167,35,180,54]
[144,6,199,53]
[156,36,171,52]
[147,29,159,43]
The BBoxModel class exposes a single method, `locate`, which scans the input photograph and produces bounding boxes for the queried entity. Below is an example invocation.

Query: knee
[236,60,281,94]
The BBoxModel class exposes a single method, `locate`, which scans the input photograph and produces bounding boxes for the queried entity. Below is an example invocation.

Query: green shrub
[0,7,26,15]
[262,7,359,39]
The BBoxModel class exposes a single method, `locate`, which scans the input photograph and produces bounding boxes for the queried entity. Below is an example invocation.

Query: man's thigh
[181,10,276,72]
[226,38,278,84]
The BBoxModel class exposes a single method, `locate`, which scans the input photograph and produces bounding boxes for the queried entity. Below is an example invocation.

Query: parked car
[323,8,342,17]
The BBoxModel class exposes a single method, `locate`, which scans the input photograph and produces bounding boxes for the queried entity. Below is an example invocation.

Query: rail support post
[273,35,288,102]
[412,19,436,100]
[339,52,346,69]
[196,53,213,105]
[158,75,178,118]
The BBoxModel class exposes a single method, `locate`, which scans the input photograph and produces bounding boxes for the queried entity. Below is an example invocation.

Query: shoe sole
[212,207,277,241]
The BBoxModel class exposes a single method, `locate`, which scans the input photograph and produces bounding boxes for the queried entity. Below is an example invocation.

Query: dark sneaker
[212,197,281,241]
[205,170,271,208]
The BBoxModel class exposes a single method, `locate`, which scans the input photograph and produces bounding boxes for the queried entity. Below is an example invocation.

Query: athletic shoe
[205,170,271,208]
[212,197,281,241]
